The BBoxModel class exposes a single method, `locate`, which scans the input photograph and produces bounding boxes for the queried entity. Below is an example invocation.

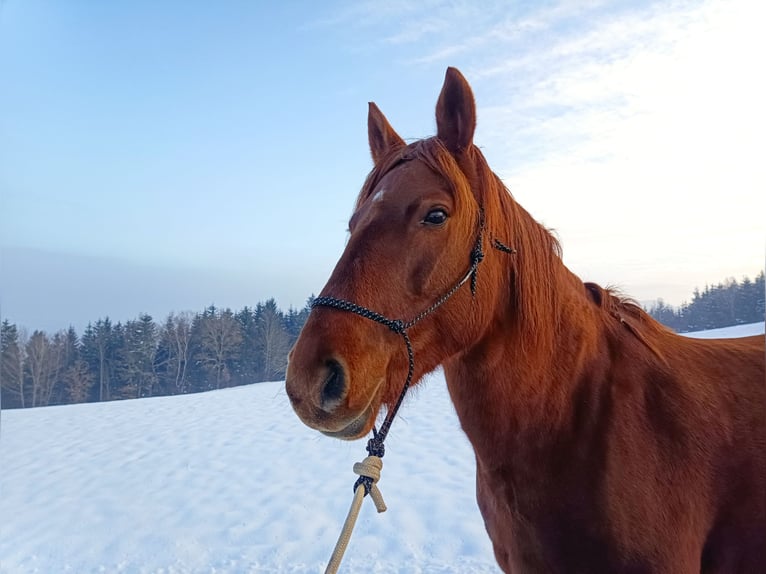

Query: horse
[285,67,766,573]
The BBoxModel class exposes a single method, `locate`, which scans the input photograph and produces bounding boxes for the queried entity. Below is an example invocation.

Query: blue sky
[1,0,764,332]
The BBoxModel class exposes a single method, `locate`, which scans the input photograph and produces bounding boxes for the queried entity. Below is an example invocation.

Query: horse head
[285,68,504,439]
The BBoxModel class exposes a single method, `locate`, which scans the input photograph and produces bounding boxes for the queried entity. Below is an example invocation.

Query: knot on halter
[352,455,387,513]
[470,244,485,266]
[470,239,484,296]
[386,319,406,335]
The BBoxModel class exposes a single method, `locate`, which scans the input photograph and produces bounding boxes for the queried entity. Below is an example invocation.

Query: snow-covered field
[682,322,764,339]
[1,322,763,573]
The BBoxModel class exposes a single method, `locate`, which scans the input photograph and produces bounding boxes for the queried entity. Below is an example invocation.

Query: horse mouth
[320,404,375,440]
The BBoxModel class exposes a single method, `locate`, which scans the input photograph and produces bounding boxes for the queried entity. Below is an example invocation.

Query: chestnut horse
[285,67,766,573]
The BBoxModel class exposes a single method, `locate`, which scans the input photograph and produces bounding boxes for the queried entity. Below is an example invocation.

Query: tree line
[1,298,312,410]
[2,271,764,410]
[646,271,764,332]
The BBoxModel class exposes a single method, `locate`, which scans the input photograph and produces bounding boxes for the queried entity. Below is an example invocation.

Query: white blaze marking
[372,188,387,203]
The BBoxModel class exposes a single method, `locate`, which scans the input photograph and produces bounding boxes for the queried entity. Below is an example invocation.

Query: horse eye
[423,209,448,226]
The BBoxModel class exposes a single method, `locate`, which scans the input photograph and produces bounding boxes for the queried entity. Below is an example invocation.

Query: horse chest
[475,462,646,574]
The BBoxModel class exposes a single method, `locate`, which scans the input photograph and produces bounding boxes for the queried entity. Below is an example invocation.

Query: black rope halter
[311,210,515,497]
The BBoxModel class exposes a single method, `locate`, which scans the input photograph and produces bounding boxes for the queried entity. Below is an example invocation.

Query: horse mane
[355,137,679,367]
[465,143,563,356]
[584,282,672,362]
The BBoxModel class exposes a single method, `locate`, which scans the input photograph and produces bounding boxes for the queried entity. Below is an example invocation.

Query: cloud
[453,0,765,305]
[411,0,613,65]
[307,0,765,303]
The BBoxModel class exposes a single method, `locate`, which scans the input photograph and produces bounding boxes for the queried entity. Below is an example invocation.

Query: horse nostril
[320,359,346,412]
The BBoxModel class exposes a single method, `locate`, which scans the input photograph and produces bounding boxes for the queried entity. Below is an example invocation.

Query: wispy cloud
[309,0,765,303]
[484,0,766,302]
[411,0,612,64]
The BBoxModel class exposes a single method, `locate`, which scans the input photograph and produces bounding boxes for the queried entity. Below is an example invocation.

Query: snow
[1,322,763,573]
[682,321,765,339]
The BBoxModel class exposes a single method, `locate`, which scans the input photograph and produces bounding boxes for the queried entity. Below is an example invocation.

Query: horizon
[2,0,764,333]
[3,268,763,335]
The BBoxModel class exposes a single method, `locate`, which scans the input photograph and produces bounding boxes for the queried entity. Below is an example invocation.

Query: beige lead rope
[324,455,387,574]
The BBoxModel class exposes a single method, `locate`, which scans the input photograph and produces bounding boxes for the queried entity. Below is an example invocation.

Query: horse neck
[444,195,605,469]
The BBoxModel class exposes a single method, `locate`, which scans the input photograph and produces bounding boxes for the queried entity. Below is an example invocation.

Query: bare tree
[25,330,63,407]
[160,312,193,394]
[38,330,77,406]
[255,299,290,381]
[64,359,93,404]
[197,308,242,389]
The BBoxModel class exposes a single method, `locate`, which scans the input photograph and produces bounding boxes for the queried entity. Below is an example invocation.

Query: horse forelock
[356,139,469,206]
[354,137,479,237]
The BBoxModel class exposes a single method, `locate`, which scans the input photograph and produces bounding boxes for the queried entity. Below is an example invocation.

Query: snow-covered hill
[1,322,763,573]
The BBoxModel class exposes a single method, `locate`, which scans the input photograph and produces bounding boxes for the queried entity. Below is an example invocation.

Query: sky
[1,0,764,333]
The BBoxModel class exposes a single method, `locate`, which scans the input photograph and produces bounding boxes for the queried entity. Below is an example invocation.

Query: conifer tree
[1,320,26,408]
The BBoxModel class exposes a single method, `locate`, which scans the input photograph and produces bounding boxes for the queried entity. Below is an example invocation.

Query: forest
[645,271,764,332]
[1,271,763,410]
[1,299,311,410]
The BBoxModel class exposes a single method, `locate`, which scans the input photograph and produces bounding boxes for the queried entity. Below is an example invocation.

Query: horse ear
[368,102,405,165]
[436,67,476,153]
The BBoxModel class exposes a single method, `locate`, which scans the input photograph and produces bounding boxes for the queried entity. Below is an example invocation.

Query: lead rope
[324,455,386,574]
[314,214,515,574]
[322,328,413,574]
